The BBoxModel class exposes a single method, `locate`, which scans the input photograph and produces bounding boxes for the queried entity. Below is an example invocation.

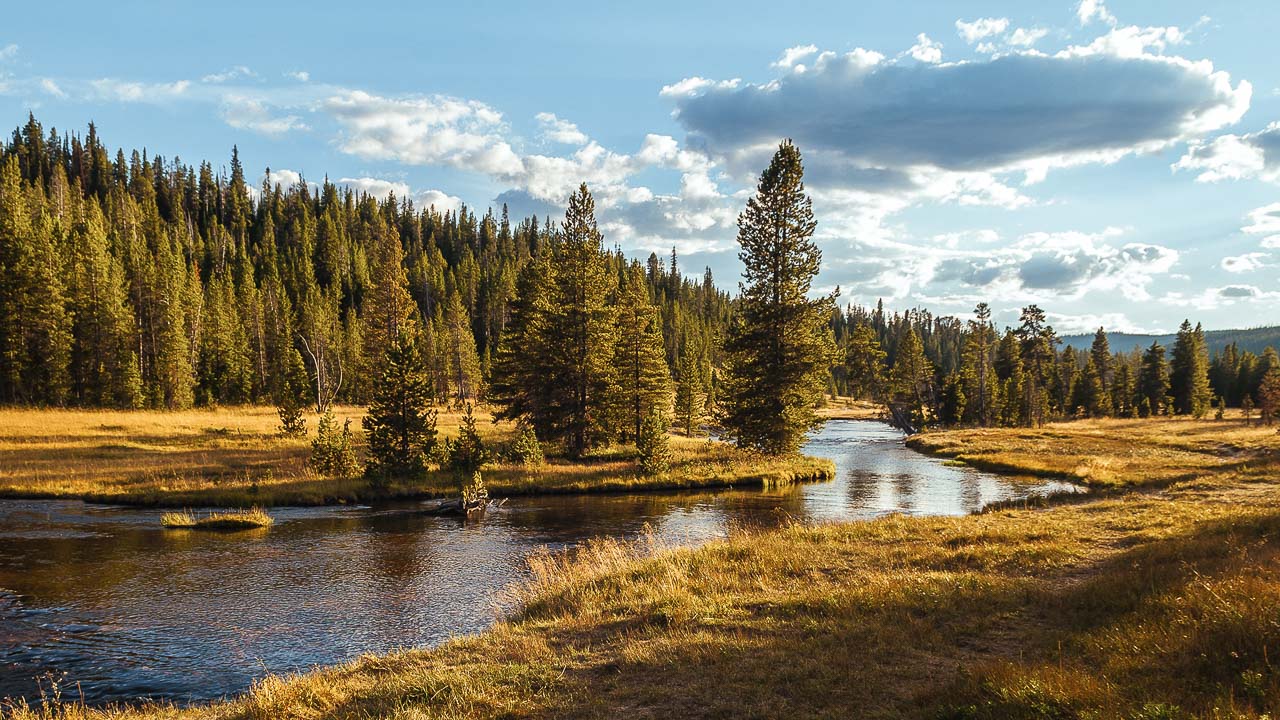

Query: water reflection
[0,421,1073,705]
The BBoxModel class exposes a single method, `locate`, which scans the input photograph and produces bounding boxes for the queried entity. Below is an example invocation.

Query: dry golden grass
[817,396,883,420]
[0,406,833,506]
[907,416,1280,487]
[6,419,1280,719]
[159,507,273,529]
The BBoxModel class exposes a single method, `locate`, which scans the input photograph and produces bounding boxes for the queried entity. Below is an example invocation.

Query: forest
[1,113,1277,457]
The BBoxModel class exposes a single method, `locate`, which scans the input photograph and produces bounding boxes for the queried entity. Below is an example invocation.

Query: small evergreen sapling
[636,411,671,476]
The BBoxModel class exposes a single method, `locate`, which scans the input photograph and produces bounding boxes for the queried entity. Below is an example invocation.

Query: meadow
[0,406,833,506]
[4,417,1279,718]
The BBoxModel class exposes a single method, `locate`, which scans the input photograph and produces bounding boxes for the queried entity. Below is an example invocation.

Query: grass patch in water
[159,507,273,529]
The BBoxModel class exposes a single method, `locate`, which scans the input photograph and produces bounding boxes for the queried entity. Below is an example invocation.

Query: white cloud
[772,44,819,70]
[535,112,588,145]
[202,66,256,84]
[337,176,411,200]
[89,78,191,103]
[221,95,308,136]
[39,78,65,98]
[286,70,310,82]
[1241,202,1280,249]
[417,189,463,213]
[1175,122,1280,183]
[1077,0,1117,26]
[264,168,304,189]
[1006,27,1049,47]
[907,34,942,64]
[659,76,741,98]
[1221,253,1271,273]
[323,90,524,178]
[955,17,1009,44]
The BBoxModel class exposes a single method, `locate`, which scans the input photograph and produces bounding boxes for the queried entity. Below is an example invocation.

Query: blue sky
[2,0,1278,333]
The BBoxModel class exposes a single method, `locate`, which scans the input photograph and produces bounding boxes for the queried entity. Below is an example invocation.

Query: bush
[510,423,544,468]
[448,403,489,477]
[310,410,359,478]
[277,403,306,437]
[636,411,671,476]
[461,469,488,507]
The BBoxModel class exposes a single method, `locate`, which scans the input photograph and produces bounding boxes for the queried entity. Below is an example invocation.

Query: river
[0,420,1074,705]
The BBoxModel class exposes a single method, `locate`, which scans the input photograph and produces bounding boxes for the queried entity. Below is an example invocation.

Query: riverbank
[7,418,1278,719]
[906,416,1273,488]
[0,407,834,507]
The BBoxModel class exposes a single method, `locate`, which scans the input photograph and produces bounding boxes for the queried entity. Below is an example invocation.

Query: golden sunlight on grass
[5,419,1279,719]
[159,508,274,529]
[0,406,833,506]
[906,416,1279,487]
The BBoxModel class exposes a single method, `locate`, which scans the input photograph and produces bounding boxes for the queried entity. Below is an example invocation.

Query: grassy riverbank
[906,416,1273,488]
[0,406,833,507]
[6,418,1280,718]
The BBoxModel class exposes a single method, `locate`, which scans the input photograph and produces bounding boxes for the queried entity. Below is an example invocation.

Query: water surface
[0,421,1074,704]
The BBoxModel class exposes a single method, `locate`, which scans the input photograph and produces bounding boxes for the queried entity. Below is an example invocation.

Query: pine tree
[1090,327,1113,414]
[636,410,671,476]
[363,331,436,480]
[674,337,708,437]
[1071,355,1106,418]
[720,141,837,454]
[845,323,887,401]
[1170,319,1211,417]
[1259,369,1280,426]
[612,265,672,442]
[440,287,482,403]
[960,303,997,425]
[1137,341,1170,417]
[890,326,934,428]
[1016,305,1054,427]
[492,185,615,456]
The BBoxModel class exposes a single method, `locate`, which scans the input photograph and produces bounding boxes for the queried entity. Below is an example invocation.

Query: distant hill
[1060,326,1280,357]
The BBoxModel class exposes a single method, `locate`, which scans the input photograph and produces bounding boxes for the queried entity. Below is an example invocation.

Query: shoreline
[6,418,1276,718]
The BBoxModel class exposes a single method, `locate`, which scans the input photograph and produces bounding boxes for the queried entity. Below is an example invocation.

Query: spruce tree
[890,326,934,428]
[1016,305,1054,427]
[674,343,707,437]
[1137,341,1170,417]
[1170,319,1211,418]
[492,185,615,456]
[1090,327,1113,414]
[960,303,997,425]
[845,323,887,401]
[363,331,436,480]
[612,265,672,442]
[440,287,482,403]
[720,141,837,454]
[1259,369,1280,426]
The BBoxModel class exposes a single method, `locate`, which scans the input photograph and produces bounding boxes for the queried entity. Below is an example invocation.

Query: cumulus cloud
[0,44,17,61]
[1241,202,1280,249]
[907,34,942,63]
[1077,0,1117,26]
[265,168,304,189]
[669,43,1248,180]
[323,90,524,178]
[286,70,310,82]
[332,177,462,212]
[771,45,819,70]
[1175,122,1280,183]
[955,17,1009,44]
[535,112,588,145]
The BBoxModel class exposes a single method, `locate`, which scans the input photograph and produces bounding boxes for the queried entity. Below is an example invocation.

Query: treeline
[0,115,729,413]
[832,302,1280,428]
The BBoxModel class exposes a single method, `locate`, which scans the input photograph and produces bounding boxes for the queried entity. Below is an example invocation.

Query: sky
[1,0,1278,334]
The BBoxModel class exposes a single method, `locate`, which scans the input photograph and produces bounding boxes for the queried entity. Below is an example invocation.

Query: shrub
[277,402,306,437]
[448,403,490,477]
[310,410,359,478]
[510,423,544,468]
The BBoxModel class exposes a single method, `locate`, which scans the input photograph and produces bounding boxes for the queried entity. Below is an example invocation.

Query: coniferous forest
[1,113,1278,450]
